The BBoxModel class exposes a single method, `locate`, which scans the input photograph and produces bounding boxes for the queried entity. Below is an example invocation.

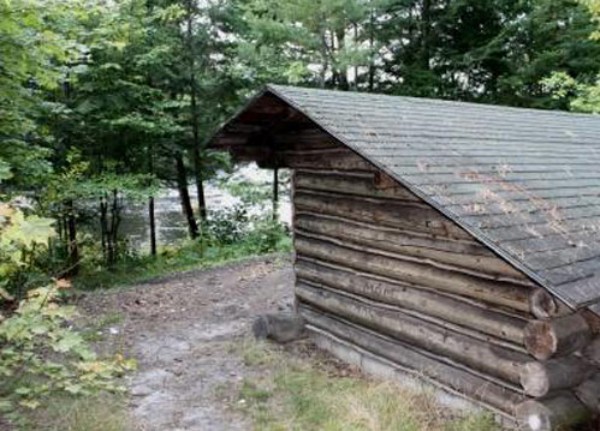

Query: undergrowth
[234,339,499,431]
[22,392,128,431]
[73,221,292,290]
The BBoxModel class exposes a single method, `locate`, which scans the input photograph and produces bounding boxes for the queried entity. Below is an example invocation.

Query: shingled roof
[210,84,600,313]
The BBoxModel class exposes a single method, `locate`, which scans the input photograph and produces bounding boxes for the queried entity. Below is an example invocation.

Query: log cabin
[208,85,600,430]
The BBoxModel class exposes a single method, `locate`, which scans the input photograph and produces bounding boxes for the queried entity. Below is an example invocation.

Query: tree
[542,0,600,112]
[240,0,371,89]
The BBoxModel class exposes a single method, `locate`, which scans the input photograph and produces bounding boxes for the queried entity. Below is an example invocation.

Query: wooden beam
[295,213,530,283]
[295,236,532,312]
[301,306,526,415]
[295,259,527,345]
[296,282,530,384]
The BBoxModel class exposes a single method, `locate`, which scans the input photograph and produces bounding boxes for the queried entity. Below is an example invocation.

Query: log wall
[270,130,600,430]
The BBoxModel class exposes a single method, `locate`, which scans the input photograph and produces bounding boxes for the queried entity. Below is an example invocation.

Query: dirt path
[79,255,294,431]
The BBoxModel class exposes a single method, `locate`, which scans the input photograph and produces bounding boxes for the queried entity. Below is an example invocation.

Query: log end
[515,393,590,431]
[519,362,549,398]
[529,289,558,319]
[524,321,556,361]
[515,400,552,431]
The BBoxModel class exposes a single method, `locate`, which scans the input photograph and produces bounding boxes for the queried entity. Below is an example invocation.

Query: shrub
[0,281,135,423]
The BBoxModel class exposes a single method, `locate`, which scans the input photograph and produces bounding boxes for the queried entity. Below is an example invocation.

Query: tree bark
[175,154,199,239]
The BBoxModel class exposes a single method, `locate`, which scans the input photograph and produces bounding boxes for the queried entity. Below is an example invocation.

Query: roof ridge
[266,83,600,121]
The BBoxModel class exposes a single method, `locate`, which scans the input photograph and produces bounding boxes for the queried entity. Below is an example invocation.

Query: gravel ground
[78,254,294,431]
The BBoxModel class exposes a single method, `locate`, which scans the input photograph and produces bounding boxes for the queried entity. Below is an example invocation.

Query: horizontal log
[582,309,600,334]
[280,149,375,171]
[294,190,472,240]
[582,335,600,366]
[295,236,532,312]
[272,129,338,149]
[295,213,528,282]
[252,313,306,343]
[515,392,591,431]
[295,282,530,384]
[575,373,600,413]
[229,145,272,163]
[301,305,526,415]
[295,169,420,201]
[519,357,594,397]
[295,259,527,345]
[524,314,593,360]
[373,171,399,190]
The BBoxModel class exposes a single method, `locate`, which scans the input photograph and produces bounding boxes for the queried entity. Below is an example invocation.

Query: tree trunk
[107,189,121,265]
[368,7,375,92]
[148,142,157,256]
[65,199,79,276]
[335,27,349,90]
[421,0,431,70]
[100,195,108,258]
[272,167,279,221]
[185,0,207,222]
[149,196,156,256]
[193,148,206,221]
[175,154,199,239]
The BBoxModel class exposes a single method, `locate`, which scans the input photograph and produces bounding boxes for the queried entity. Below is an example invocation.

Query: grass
[73,231,292,290]
[234,339,500,431]
[23,393,128,431]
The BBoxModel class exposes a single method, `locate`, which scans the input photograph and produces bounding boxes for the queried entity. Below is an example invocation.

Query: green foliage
[240,0,371,88]
[0,283,136,420]
[73,217,291,291]
[542,0,600,113]
[0,168,56,297]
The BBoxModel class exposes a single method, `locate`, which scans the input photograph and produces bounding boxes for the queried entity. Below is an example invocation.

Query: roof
[210,84,600,313]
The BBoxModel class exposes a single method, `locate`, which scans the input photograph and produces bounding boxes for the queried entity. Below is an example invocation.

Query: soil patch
[78,254,294,431]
